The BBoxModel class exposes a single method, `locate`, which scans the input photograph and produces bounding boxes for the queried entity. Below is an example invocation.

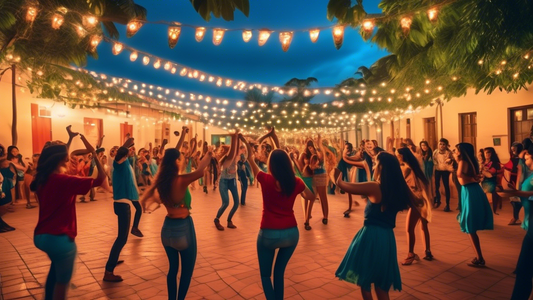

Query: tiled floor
[0,184,528,299]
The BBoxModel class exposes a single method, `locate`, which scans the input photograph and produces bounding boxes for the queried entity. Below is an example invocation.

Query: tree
[0,0,146,145]
[189,0,250,21]
[282,77,318,103]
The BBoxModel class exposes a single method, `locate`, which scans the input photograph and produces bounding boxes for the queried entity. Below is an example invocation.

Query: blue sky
[87,0,388,104]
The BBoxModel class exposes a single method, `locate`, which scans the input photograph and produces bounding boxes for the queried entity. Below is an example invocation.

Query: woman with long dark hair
[503,142,524,225]
[419,141,435,201]
[242,129,314,300]
[481,147,502,214]
[396,147,433,264]
[31,133,105,300]
[140,126,213,300]
[454,143,493,267]
[334,152,411,300]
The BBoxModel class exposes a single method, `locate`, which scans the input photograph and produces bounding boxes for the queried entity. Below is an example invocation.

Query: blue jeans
[257,227,299,300]
[216,178,239,221]
[105,202,131,272]
[239,176,248,205]
[34,234,77,300]
[161,216,197,300]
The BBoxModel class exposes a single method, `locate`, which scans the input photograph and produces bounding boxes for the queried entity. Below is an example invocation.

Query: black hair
[456,143,479,178]
[374,152,411,213]
[439,138,449,146]
[30,144,68,192]
[397,147,429,185]
[115,147,129,161]
[419,141,432,160]
[155,148,181,205]
[268,149,296,197]
[483,147,501,169]
[511,142,524,158]
[522,138,533,151]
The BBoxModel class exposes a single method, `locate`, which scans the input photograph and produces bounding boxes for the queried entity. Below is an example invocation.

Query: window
[510,105,533,144]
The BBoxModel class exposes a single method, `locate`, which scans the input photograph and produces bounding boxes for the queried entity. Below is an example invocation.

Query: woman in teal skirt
[453,143,494,267]
[334,152,411,299]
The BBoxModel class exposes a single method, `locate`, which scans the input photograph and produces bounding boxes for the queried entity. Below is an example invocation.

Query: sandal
[467,257,486,267]
[304,222,312,231]
[401,253,420,265]
[423,250,434,261]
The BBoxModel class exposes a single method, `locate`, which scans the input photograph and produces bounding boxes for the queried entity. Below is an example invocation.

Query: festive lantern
[26,6,38,23]
[309,29,320,43]
[164,62,171,70]
[213,28,225,46]
[279,31,293,52]
[400,17,412,36]
[142,56,150,65]
[153,60,161,69]
[195,27,206,42]
[130,52,138,61]
[112,43,123,55]
[126,20,143,38]
[89,35,101,51]
[258,29,272,46]
[51,13,64,29]
[332,25,345,50]
[242,30,252,42]
[427,8,438,23]
[168,26,181,49]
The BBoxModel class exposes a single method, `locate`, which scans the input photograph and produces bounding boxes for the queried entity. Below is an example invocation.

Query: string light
[51,13,64,29]
[195,27,206,42]
[89,35,101,51]
[213,28,225,46]
[112,43,123,55]
[242,30,252,42]
[362,20,374,34]
[84,15,98,28]
[279,31,293,52]
[126,20,143,38]
[309,29,320,43]
[26,6,38,23]
[142,56,150,65]
[130,51,138,61]
[332,25,345,50]
[427,8,438,22]
[168,26,181,49]
[400,17,412,36]
[153,59,161,69]
[258,29,272,46]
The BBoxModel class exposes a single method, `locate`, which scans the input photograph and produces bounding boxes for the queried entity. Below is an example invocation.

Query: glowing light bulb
[142,56,150,65]
[168,26,181,49]
[130,52,138,62]
[213,28,225,46]
[279,31,293,52]
[89,35,101,51]
[51,13,64,29]
[427,8,438,22]
[258,30,272,46]
[84,15,97,28]
[112,43,123,55]
[195,27,206,42]
[400,17,412,35]
[26,6,38,22]
[332,25,345,50]
[242,30,252,42]
[153,60,161,69]
[362,20,374,33]
[164,62,171,70]
[309,29,320,43]
[126,20,143,38]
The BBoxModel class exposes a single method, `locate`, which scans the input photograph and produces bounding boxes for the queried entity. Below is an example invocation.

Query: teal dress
[336,200,402,292]
[457,182,494,234]
[520,173,533,232]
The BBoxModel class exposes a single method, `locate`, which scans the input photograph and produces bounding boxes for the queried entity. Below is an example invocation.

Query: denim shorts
[34,234,77,283]
[257,227,299,249]
[161,216,195,251]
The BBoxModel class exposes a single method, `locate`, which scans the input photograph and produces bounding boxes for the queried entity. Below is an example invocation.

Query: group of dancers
[1,124,532,300]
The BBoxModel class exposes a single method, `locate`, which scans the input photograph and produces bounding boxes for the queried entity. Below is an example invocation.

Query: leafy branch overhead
[190,0,250,21]
[327,0,533,106]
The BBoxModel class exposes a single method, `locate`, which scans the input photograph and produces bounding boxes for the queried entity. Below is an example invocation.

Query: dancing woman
[32,130,106,300]
[241,131,314,300]
[334,152,411,300]
[396,147,433,264]
[419,141,435,201]
[140,127,213,300]
[453,143,494,267]
[214,131,240,230]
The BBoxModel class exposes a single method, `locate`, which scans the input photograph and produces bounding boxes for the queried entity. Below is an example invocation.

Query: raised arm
[268,127,280,149]
[80,134,106,187]
[224,130,239,164]
[175,127,189,150]
[159,139,168,158]
[242,134,260,177]
[189,134,198,157]
[334,168,381,202]
[65,125,79,151]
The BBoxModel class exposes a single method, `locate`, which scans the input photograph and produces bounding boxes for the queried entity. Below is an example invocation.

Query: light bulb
[195,27,206,42]
[258,29,272,46]
[309,29,320,43]
[168,26,181,49]
[213,28,225,46]
[126,20,143,38]
[26,6,38,22]
[130,52,138,61]
[112,43,123,55]
[279,31,293,52]
[332,25,345,50]
[242,30,252,42]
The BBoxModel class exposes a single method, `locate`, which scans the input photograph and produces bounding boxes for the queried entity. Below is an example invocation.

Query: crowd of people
[0,125,532,300]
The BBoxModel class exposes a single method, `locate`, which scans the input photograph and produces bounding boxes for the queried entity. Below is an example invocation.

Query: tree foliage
[189,0,249,21]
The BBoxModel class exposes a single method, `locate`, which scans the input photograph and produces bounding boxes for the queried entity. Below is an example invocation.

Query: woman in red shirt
[241,129,314,300]
[31,133,105,300]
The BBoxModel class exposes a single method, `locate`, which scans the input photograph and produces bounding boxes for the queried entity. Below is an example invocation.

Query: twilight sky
[86,0,388,104]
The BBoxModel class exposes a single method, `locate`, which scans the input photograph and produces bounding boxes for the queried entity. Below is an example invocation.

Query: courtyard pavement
[0,183,528,300]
